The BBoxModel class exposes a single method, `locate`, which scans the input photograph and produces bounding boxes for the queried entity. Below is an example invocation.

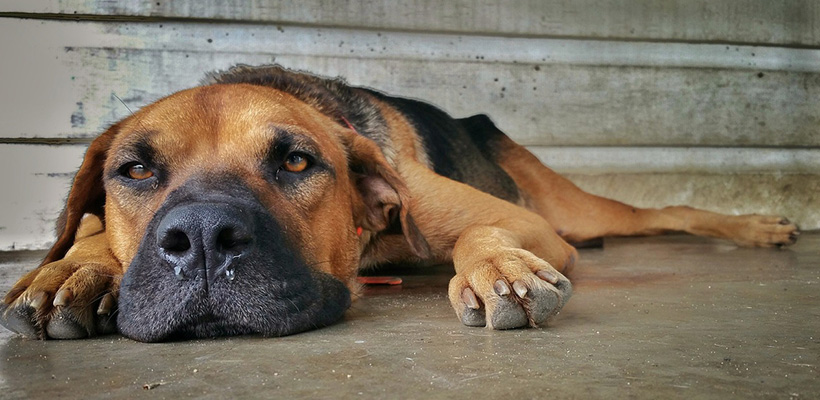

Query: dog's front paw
[448,247,572,329]
[1,259,120,339]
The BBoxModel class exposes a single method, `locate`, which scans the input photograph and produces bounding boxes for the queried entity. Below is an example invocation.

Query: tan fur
[494,137,798,247]
[3,81,799,338]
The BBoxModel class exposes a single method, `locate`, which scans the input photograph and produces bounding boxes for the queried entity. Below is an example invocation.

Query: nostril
[153,203,255,285]
[216,227,252,253]
[160,230,191,254]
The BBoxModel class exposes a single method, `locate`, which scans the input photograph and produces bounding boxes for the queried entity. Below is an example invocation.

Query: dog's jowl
[1,65,799,341]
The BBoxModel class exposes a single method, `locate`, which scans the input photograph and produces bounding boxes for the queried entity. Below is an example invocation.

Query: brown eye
[127,164,154,180]
[283,153,309,173]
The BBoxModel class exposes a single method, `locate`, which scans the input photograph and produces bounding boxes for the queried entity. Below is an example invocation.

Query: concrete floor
[0,234,817,399]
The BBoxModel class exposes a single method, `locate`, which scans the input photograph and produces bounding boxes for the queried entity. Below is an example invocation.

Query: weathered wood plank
[2,19,818,146]
[5,0,820,47]
[1,144,816,251]
[0,145,85,251]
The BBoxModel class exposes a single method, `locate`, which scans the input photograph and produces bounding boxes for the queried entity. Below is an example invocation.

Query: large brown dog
[1,65,799,342]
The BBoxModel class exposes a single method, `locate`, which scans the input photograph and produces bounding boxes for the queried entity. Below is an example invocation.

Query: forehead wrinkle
[194,84,226,132]
[113,128,155,155]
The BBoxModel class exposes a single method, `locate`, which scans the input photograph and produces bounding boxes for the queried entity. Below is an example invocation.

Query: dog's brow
[270,126,320,153]
[110,132,161,170]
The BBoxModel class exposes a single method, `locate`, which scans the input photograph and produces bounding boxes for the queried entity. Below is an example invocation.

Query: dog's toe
[513,279,561,326]
[458,288,486,327]
[0,303,40,338]
[46,308,89,339]
[460,307,485,327]
[488,292,529,329]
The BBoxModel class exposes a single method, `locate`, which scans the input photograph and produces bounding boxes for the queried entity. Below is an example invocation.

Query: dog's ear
[340,129,432,259]
[41,124,119,266]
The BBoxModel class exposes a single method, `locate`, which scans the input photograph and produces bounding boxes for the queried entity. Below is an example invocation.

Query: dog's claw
[459,288,486,326]
[29,291,48,310]
[97,293,115,315]
[53,289,72,307]
[512,280,528,298]
[461,288,480,309]
[536,270,558,284]
[493,280,510,296]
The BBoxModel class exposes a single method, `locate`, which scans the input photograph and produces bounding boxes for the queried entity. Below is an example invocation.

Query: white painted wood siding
[0,0,817,250]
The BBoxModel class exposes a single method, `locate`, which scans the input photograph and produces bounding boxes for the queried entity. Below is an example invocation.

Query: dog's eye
[125,163,154,180]
[283,153,310,173]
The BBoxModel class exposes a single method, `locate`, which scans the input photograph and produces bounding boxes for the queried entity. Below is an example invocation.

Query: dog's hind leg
[495,138,800,248]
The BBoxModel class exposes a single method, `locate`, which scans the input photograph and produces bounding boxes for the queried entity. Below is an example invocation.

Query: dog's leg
[496,139,800,248]
[396,161,577,329]
[1,215,122,339]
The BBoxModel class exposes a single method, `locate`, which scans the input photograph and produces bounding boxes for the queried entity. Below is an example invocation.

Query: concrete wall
[0,1,818,250]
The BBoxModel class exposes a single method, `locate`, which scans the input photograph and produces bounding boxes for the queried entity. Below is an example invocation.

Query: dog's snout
[156,203,254,285]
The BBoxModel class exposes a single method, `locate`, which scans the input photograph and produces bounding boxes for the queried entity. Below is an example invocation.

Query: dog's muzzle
[116,180,351,342]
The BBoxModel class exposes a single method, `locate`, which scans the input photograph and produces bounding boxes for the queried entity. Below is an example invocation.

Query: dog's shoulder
[373,94,521,203]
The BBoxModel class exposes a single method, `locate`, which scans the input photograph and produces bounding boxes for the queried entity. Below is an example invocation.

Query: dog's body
[1,65,799,342]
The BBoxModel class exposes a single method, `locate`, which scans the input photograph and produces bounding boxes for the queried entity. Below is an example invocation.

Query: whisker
[112,93,134,115]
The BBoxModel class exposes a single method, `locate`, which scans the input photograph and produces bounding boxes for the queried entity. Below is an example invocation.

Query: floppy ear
[340,129,432,259]
[41,124,119,266]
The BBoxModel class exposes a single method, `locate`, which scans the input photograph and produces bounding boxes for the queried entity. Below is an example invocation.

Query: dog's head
[46,73,429,341]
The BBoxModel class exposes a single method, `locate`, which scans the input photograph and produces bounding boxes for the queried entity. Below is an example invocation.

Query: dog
[0,65,800,342]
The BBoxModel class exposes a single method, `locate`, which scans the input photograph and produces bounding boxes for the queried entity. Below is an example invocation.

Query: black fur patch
[380,97,520,203]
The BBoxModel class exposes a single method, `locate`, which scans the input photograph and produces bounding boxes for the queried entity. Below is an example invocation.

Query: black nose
[156,203,254,286]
